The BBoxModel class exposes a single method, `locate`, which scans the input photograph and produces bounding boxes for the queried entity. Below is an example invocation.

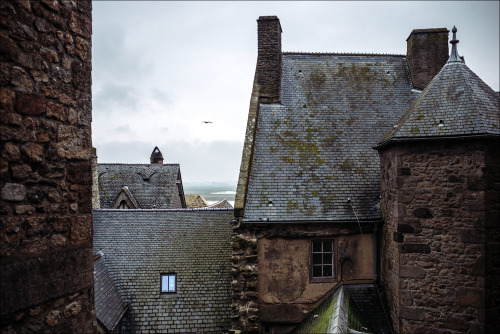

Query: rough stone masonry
[1,0,95,332]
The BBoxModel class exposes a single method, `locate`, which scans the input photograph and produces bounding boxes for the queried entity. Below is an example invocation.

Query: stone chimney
[406,28,449,90]
[150,146,164,164]
[257,16,282,103]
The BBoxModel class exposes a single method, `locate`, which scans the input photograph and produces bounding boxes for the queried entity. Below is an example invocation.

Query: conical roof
[377,27,499,147]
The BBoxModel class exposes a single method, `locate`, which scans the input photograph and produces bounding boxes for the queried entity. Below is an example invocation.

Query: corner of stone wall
[231,225,260,333]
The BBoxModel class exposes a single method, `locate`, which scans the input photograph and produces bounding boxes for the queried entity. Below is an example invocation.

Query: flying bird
[202,121,213,124]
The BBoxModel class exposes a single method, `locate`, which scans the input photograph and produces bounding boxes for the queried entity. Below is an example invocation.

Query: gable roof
[94,255,129,332]
[98,163,185,209]
[243,53,417,222]
[93,209,233,332]
[185,194,209,208]
[111,186,139,209]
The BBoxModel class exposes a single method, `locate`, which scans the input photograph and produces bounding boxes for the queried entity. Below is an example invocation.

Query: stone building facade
[1,0,95,332]
[233,17,499,334]
[375,30,500,333]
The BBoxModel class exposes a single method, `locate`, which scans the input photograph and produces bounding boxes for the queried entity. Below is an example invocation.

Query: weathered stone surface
[400,306,426,321]
[412,207,433,219]
[63,301,81,318]
[456,287,484,308]
[21,143,43,163]
[16,93,46,115]
[2,143,21,161]
[1,183,26,201]
[45,310,61,327]
[399,266,427,279]
[0,0,95,331]
[400,243,430,254]
[70,215,91,245]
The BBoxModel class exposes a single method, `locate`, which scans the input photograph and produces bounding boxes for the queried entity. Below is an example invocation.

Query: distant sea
[183,182,236,206]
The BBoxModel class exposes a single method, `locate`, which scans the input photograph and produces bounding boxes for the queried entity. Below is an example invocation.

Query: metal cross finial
[448,25,462,62]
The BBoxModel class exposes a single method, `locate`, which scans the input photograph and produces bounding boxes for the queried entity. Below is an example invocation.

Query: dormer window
[161,274,176,293]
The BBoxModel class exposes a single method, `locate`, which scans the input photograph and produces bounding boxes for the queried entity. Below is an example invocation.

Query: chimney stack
[406,28,449,90]
[150,146,164,164]
[257,16,282,103]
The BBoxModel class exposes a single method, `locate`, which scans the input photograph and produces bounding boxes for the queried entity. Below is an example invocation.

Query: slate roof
[185,194,209,208]
[94,255,129,332]
[378,57,500,146]
[294,284,391,334]
[93,209,233,333]
[244,53,418,222]
[98,163,185,209]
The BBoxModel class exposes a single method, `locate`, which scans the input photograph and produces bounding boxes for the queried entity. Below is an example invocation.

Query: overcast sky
[92,1,499,185]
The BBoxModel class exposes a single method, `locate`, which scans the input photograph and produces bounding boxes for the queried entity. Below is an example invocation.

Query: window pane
[313,265,322,277]
[169,275,175,291]
[161,276,169,292]
[323,253,332,264]
[323,241,332,252]
[323,265,333,277]
[313,253,322,265]
[313,241,321,252]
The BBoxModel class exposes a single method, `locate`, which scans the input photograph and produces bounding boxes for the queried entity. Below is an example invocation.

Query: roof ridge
[98,163,180,166]
[94,208,233,212]
[283,51,405,57]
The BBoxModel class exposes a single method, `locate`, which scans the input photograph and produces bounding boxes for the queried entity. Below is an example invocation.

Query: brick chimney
[406,28,449,90]
[150,146,164,164]
[257,16,282,103]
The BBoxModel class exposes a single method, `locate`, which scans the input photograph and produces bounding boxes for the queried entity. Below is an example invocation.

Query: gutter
[374,133,499,150]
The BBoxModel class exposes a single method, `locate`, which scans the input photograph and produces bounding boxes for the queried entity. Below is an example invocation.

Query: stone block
[16,93,46,115]
[397,219,421,233]
[400,243,431,254]
[399,266,427,279]
[456,287,484,308]
[459,229,485,244]
[393,232,404,243]
[400,306,426,321]
[1,183,26,201]
[413,208,433,219]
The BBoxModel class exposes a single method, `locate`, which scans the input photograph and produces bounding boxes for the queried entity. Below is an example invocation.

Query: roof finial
[448,25,462,62]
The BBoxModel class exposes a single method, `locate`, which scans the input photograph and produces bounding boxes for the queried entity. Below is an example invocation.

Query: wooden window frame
[310,240,336,282]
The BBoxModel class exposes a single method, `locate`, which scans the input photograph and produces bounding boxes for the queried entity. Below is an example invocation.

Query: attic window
[311,240,334,280]
[161,274,176,293]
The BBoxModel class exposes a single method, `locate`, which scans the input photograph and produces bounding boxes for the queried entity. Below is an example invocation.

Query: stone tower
[1,0,95,332]
[376,27,500,333]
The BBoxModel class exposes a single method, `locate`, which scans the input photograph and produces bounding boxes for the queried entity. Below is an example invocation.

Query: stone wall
[406,28,449,90]
[231,222,376,333]
[231,225,260,333]
[0,0,95,332]
[379,139,499,333]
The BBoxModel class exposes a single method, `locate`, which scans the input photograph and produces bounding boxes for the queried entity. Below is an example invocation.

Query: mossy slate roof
[244,53,418,222]
[379,60,500,145]
[93,209,233,333]
[98,163,183,209]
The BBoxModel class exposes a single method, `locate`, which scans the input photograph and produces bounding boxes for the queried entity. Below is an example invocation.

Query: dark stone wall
[379,139,499,334]
[0,0,95,332]
[257,16,281,104]
[406,28,449,90]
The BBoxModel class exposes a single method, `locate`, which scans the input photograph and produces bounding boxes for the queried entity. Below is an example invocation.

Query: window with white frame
[161,274,176,293]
